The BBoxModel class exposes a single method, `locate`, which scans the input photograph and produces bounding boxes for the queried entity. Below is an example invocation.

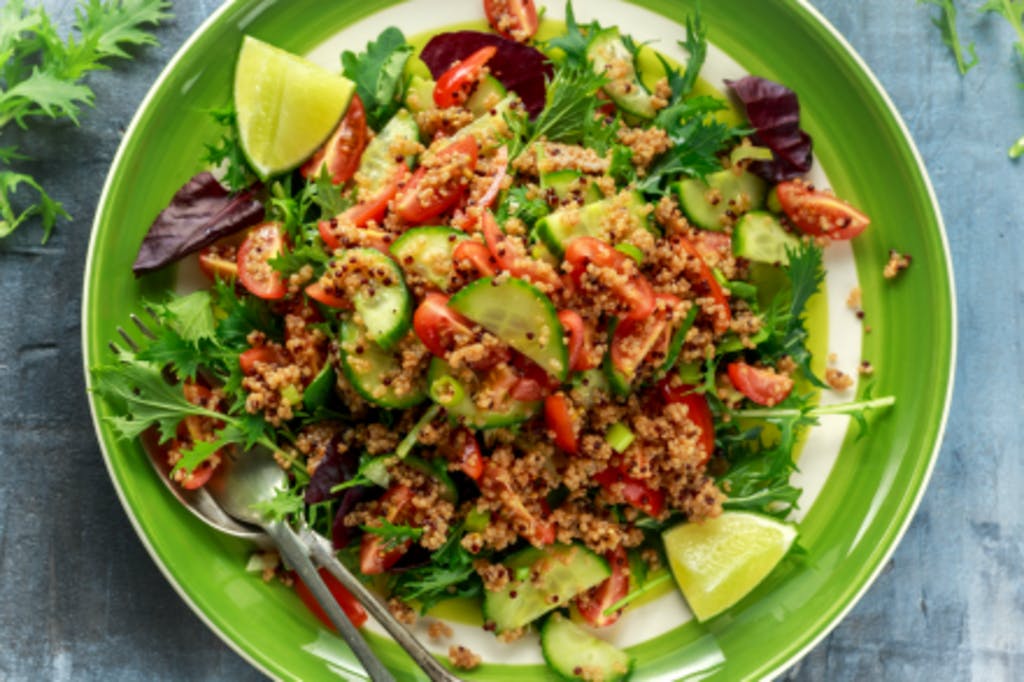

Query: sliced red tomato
[395,137,479,224]
[775,179,870,240]
[479,210,561,288]
[457,428,485,481]
[237,222,287,300]
[659,381,715,464]
[301,94,368,185]
[319,165,409,249]
[594,466,665,517]
[452,239,497,277]
[304,280,351,309]
[544,392,578,454]
[508,352,558,401]
[576,546,630,627]
[692,229,732,267]
[557,310,585,373]
[565,236,656,321]
[727,361,794,407]
[179,460,217,490]
[483,0,539,41]
[294,566,369,629]
[673,235,731,334]
[359,485,415,575]
[609,294,680,377]
[239,346,286,375]
[434,46,497,108]
[198,244,238,280]
[412,293,476,358]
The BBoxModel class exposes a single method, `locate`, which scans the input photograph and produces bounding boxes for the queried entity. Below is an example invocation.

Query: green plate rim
[80,0,957,680]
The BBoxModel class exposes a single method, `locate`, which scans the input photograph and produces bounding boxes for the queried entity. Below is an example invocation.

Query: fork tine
[131,313,157,340]
[108,341,123,355]
[117,326,140,352]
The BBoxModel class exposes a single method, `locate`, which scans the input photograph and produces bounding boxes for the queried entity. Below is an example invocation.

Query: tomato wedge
[434,46,497,108]
[483,0,539,42]
[594,465,665,517]
[395,137,478,224]
[319,165,409,250]
[237,222,287,300]
[775,179,870,240]
[301,94,368,185]
[239,346,286,375]
[659,381,715,464]
[457,428,485,481]
[293,567,369,629]
[673,235,731,334]
[304,280,352,309]
[576,546,630,627]
[412,293,476,359]
[610,294,680,377]
[359,485,415,575]
[452,240,497,277]
[565,236,656,321]
[198,244,238,280]
[544,392,578,454]
[727,361,794,407]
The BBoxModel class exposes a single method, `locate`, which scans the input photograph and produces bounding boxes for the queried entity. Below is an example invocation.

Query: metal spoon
[206,447,397,682]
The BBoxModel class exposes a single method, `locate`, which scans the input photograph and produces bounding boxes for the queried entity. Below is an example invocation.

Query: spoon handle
[266,520,397,682]
[303,529,464,682]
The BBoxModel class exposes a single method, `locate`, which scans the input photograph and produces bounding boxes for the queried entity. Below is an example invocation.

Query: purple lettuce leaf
[419,30,553,118]
[725,76,813,182]
[132,172,264,275]
[304,436,359,505]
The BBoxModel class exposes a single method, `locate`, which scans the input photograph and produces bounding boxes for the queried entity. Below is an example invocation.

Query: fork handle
[266,520,397,682]
[303,529,464,682]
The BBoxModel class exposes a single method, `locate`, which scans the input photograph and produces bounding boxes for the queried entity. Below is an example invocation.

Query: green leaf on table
[918,0,979,75]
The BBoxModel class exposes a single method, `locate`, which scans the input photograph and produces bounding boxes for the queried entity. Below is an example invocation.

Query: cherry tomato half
[565,236,656,322]
[453,240,498,277]
[301,94,368,185]
[479,210,561,288]
[483,0,539,42]
[659,381,715,464]
[412,293,475,358]
[774,179,870,240]
[395,137,479,224]
[319,165,409,250]
[434,46,497,108]
[197,244,238,280]
[609,294,680,377]
[293,567,369,629]
[544,392,578,454]
[727,361,794,407]
[239,346,286,375]
[304,280,351,309]
[594,466,665,517]
[237,222,287,300]
[576,546,630,627]
[359,485,415,575]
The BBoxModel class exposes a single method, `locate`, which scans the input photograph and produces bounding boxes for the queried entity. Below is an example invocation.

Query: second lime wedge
[662,511,797,622]
[233,36,355,179]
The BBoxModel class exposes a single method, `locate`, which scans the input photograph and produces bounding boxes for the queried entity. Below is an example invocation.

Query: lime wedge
[662,511,796,622]
[233,36,355,179]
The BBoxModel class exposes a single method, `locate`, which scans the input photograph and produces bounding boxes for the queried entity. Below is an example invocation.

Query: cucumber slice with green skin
[448,276,568,381]
[302,364,336,410]
[356,108,419,201]
[732,211,802,266]
[389,226,467,292]
[536,192,651,258]
[404,74,435,113]
[571,368,611,409]
[427,358,540,428]
[333,248,412,350]
[540,169,584,200]
[482,544,610,633]
[466,75,508,117]
[338,320,426,408]
[675,168,767,232]
[452,95,515,151]
[402,455,457,503]
[541,612,635,682]
[587,28,657,121]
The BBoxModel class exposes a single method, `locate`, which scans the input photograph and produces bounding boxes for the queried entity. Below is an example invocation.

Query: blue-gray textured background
[0,1,1020,680]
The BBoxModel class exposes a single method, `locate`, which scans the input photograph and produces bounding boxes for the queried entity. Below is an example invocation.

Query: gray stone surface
[0,1,1019,680]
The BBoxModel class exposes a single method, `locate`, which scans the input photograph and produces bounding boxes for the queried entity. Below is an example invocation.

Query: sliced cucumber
[541,612,635,682]
[536,192,651,258]
[448,276,568,381]
[453,94,515,151]
[467,74,508,117]
[587,28,656,120]
[427,358,540,429]
[389,226,467,292]
[404,74,435,113]
[732,211,801,266]
[675,168,767,232]
[338,320,426,408]
[356,108,420,201]
[482,544,610,633]
[541,168,584,200]
[333,248,412,350]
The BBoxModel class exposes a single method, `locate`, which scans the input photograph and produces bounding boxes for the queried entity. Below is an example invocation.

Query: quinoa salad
[91,1,895,678]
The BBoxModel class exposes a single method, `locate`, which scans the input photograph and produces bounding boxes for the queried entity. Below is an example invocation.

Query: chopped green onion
[1011,135,1024,159]
[465,508,491,532]
[712,268,757,300]
[429,376,465,407]
[605,422,635,453]
[514,566,531,582]
[362,456,393,487]
[614,242,645,264]
[730,144,774,166]
[395,403,442,459]
[677,362,702,384]
[281,383,302,406]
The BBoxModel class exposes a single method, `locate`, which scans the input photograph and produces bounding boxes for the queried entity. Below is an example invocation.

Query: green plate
[82,1,955,680]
